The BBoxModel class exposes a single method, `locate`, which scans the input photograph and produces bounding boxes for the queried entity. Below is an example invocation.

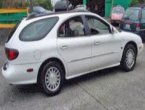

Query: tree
[0,0,29,8]
[0,0,2,8]
[33,0,53,10]
[131,0,145,6]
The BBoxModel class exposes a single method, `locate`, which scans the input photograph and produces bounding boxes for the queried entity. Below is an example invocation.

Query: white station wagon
[2,11,144,95]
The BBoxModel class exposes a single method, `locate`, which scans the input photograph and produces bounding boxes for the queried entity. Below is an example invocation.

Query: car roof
[26,10,90,20]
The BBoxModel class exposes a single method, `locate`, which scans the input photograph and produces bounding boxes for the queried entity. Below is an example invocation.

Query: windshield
[112,7,124,14]
[123,8,140,21]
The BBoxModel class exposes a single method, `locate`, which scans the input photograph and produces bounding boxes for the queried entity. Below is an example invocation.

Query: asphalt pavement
[0,44,145,110]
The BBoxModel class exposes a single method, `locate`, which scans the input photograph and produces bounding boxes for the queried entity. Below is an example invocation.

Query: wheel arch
[37,57,66,83]
[120,41,138,72]
[124,41,138,55]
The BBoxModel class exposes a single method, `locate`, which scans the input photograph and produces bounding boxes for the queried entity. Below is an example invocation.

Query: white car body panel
[57,37,92,77]
[91,33,123,69]
[2,12,144,84]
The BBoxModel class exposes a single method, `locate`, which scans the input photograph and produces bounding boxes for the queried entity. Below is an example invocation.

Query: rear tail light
[5,48,19,60]
[136,23,140,31]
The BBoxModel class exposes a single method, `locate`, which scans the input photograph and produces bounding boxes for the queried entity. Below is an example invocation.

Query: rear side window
[58,16,85,37]
[20,17,58,41]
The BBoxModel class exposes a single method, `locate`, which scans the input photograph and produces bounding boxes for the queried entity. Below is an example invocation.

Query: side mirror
[110,26,118,34]
[110,26,115,34]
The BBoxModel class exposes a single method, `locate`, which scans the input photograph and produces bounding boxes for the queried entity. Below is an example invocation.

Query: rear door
[57,15,92,78]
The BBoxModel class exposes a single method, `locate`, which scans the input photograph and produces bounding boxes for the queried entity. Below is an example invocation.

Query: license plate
[124,24,130,30]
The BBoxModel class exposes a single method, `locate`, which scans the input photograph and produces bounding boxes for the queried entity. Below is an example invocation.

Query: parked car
[110,5,125,24]
[74,5,87,11]
[120,5,145,42]
[2,11,144,96]
[28,6,52,15]
[55,0,73,12]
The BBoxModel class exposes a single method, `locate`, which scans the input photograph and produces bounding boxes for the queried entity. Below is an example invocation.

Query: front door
[85,15,122,70]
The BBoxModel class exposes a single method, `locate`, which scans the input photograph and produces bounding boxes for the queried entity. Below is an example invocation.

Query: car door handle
[94,42,101,45]
[60,45,68,49]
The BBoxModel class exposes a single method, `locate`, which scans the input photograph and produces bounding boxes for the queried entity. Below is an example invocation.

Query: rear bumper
[2,62,41,85]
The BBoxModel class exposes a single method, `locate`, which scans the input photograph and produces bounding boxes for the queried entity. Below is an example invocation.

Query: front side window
[20,17,58,41]
[58,16,85,37]
[86,16,110,35]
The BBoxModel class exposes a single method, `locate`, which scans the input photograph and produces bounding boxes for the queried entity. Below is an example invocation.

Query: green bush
[15,2,22,8]
[14,1,30,8]
[33,0,53,10]
[23,1,30,8]
[0,0,2,8]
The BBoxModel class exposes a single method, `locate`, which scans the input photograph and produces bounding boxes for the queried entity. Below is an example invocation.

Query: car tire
[121,44,137,72]
[39,61,64,96]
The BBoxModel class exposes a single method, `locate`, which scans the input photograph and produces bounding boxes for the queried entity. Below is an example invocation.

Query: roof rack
[71,9,89,12]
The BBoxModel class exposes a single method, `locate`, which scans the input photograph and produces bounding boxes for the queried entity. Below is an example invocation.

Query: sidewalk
[0,45,4,50]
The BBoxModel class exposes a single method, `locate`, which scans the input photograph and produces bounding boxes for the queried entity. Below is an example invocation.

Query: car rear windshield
[123,8,140,21]
[20,17,58,41]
